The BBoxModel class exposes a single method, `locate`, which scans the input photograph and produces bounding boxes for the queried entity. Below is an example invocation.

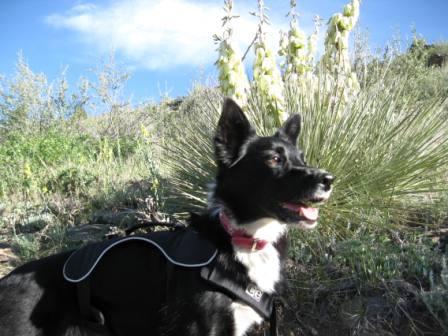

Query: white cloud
[45,0,299,70]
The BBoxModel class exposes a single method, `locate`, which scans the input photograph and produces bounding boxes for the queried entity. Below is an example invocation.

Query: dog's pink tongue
[284,203,319,221]
[299,205,319,221]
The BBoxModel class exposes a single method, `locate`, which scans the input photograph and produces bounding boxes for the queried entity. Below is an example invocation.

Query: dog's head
[213,98,333,230]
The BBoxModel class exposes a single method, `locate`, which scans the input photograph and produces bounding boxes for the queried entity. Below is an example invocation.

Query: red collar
[219,211,268,251]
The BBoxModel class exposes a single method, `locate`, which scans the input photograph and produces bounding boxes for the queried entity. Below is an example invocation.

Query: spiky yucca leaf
[160,89,222,215]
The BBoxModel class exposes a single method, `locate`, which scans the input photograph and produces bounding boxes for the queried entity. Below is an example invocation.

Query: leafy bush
[12,234,41,263]
[0,127,148,198]
[0,131,94,195]
[46,167,96,194]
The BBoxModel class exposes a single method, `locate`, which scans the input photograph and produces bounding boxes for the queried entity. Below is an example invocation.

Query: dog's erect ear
[276,114,301,145]
[214,98,255,168]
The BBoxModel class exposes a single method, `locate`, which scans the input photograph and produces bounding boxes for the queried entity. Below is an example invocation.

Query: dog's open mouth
[281,197,328,229]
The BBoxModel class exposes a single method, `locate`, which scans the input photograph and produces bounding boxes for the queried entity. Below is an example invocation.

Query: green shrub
[45,166,96,195]
[0,128,147,197]
[12,233,41,263]
[0,130,95,193]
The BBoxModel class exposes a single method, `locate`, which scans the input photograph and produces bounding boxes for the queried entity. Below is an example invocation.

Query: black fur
[0,98,333,336]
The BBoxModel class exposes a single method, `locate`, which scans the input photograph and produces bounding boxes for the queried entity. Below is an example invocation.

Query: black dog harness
[63,229,218,282]
[63,228,277,333]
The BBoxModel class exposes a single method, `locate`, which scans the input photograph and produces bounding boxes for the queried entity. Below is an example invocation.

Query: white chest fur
[231,245,280,336]
[234,244,281,293]
[231,218,286,335]
[231,302,263,336]
[234,218,285,293]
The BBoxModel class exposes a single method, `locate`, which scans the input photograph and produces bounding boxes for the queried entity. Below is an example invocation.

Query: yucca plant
[159,88,221,215]
[161,61,448,239]
[161,0,448,249]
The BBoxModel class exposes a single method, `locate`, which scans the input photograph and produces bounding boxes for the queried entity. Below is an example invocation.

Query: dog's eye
[267,155,283,167]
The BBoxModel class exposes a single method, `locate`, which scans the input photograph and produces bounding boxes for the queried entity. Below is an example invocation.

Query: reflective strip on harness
[63,229,218,283]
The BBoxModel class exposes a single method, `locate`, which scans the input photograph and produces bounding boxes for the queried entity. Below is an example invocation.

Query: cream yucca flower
[215,0,249,107]
[252,0,286,123]
[253,37,286,123]
[279,26,310,80]
[279,1,319,82]
[216,39,249,106]
[322,0,360,99]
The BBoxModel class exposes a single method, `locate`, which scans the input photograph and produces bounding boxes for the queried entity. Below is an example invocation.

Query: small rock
[427,53,448,67]
[66,224,111,243]
[0,245,19,278]
[90,210,146,228]
[0,246,18,263]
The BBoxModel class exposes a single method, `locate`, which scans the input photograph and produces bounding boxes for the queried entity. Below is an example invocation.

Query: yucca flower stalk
[252,0,286,124]
[278,0,313,81]
[306,15,321,68]
[214,0,249,107]
[322,0,361,99]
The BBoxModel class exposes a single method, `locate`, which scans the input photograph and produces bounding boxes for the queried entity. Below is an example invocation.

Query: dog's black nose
[322,174,334,189]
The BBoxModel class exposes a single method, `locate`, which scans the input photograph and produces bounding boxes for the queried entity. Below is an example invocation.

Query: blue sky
[1,0,447,103]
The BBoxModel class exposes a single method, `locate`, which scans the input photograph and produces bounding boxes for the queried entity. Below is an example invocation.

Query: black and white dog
[0,98,333,336]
